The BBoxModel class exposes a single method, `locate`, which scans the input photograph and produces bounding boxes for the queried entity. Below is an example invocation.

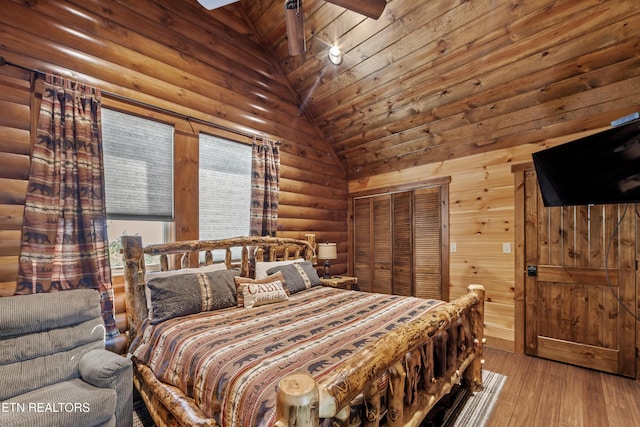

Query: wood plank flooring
[483,347,640,427]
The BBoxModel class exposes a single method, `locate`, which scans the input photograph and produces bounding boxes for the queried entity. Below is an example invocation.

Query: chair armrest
[79,349,131,388]
[79,349,133,427]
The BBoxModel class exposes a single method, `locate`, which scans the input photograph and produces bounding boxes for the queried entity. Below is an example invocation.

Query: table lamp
[317,243,337,279]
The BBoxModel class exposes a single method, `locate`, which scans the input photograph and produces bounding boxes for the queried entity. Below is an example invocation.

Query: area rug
[133,396,154,427]
[133,370,506,427]
[422,370,507,427]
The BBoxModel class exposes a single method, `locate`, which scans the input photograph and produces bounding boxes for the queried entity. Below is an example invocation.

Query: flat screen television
[532,118,640,207]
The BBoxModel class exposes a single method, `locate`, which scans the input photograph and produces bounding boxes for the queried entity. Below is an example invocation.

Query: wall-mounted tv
[532,118,640,207]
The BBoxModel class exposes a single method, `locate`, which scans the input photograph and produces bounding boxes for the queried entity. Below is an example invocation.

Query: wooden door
[524,170,636,377]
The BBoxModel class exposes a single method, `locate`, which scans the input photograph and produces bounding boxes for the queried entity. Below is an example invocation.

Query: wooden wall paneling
[336,4,640,177]
[277,204,344,222]
[0,127,30,155]
[301,0,497,112]
[7,0,296,116]
[0,230,21,257]
[512,164,529,354]
[0,152,30,180]
[0,178,28,206]
[0,66,31,297]
[0,204,24,231]
[0,2,326,148]
[0,99,29,131]
[173,126,199,243]
[342,0,636,171]
[0,257,20,296]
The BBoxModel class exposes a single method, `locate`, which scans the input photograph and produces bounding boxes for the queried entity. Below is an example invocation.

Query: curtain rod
[0,56,263,141]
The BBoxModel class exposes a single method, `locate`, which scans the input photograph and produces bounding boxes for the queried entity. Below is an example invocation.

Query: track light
[328,46,342,65]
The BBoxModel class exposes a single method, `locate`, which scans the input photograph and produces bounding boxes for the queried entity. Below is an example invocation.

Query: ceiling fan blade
[196,0,239,10]
[285,0,305,56]
[324,0,386,19]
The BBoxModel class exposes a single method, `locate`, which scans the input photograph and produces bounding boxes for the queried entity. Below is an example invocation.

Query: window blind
[199,133,251,242]
[102,108,174,221]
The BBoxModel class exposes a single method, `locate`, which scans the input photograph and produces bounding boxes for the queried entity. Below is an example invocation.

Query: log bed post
[465,284,485,392]
[275,373,319,427]
[121,235,145,341]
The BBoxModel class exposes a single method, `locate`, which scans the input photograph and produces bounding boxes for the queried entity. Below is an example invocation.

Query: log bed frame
[121,235,485,427]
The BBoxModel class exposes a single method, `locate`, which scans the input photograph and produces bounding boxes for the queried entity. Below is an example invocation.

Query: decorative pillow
[234,271,289,309]
[254,258,304,280]
[145,263,227,317]
[145,262,227,282]
[147,268,239,324]
[266,260,321,294]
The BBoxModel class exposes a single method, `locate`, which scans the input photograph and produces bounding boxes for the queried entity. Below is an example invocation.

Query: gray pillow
[266,260,321,294]
[147,269,239,324]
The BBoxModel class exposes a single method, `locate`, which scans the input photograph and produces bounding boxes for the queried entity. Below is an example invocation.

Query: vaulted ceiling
[2,0,638,181]
[240,0,640,179]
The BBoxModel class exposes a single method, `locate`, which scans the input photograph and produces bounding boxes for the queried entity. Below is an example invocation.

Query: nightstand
[319,276,359,291]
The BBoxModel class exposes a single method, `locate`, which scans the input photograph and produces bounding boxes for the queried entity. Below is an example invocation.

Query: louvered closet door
[353,184,447,299]
[354,198,373,292]
[372,195,393,294]
[414,187,442,300]
[392,192,412,296]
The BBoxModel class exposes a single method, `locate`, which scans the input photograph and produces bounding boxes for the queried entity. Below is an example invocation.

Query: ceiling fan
[197,0,387,56]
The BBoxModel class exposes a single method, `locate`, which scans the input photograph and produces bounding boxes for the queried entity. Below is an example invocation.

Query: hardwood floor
[483,347,640,427]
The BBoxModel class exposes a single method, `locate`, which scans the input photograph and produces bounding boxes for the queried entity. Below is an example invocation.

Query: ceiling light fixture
[196,0,239,10]
[328,46,342,65]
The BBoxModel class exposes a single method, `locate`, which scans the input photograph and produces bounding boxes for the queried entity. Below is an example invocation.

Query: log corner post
[465,284,485,392]
[275,373,320,427]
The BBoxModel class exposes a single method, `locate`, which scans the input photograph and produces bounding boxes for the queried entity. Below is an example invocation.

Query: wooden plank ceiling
[238,0,640,180]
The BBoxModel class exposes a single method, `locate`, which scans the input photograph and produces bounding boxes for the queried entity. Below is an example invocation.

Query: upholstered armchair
[0,289,133,427]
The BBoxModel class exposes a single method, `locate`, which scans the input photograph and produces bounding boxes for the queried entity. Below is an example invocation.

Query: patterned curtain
[250,136,281,236]
[16,75,117,339]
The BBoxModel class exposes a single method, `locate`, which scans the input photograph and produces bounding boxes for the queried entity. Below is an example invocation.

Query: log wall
[0,67,31,296]
[0,0,348,301]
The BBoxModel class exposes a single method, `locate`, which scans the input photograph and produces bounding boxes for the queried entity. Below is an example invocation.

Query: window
[101,108,174,221]
[106,220,168,269]
[199,133,251,261]
[102,108,174,269]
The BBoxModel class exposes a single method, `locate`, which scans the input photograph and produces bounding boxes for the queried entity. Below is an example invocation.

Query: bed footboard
[275,284,485,427]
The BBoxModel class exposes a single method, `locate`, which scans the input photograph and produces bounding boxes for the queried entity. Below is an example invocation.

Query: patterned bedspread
[130,286,443,427]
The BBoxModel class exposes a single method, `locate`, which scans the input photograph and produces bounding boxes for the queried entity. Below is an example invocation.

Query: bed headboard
[120,235,316,343]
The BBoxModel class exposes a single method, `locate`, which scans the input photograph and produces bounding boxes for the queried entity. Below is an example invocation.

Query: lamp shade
[317,243,337,260]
